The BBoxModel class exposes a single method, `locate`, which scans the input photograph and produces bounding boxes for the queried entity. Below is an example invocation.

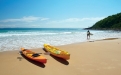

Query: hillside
[86,12,121,30]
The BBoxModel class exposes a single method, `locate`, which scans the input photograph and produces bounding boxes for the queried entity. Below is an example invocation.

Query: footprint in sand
[17,57,23,61]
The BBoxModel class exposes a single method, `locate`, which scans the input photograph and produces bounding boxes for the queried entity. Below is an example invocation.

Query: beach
[0,38,121,75]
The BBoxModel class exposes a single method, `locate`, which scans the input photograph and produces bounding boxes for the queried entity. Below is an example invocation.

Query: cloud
[62,17,104,23]
[47,17,105,24]
[80,17,105,21]
[0,17,105,28]
[0,16,49,22]
[40,18,49,21]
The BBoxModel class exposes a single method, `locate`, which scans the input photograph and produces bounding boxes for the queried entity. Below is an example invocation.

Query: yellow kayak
[44,44,70,60]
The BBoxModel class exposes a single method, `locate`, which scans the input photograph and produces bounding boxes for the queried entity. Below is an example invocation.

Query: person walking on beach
[87,30,90,39]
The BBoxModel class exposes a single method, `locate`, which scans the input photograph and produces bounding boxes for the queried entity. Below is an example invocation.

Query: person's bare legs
[87,34,90,40]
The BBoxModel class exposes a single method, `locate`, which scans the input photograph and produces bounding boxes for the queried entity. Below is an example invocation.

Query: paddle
[36,52,50,55]
[18,51,50,55]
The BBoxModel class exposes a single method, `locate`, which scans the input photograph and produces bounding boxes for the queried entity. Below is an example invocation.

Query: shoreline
[0,37,121,75]
[0,37,120,53]
[1,28,121,52]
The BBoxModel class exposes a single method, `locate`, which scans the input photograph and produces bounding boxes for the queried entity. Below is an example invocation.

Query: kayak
[44,44,70,60]
[21,48,47,64]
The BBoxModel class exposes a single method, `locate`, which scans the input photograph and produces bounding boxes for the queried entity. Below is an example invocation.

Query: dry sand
[0,38,121,75]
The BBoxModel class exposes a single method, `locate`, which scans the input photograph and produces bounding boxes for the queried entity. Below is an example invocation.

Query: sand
[0,38,121,75]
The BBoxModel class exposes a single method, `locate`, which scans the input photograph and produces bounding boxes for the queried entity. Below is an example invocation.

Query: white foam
[0,30,121,52]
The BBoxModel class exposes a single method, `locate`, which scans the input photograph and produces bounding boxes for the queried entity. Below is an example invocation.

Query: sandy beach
[0,38,121,75]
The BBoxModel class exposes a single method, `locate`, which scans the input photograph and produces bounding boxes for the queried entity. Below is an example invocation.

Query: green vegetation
[87,12,121,30]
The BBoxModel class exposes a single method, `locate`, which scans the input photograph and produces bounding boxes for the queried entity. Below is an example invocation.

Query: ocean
[0,28,121,52]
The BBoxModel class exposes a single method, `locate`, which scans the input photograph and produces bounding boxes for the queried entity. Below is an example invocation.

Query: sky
[0,0,121,28]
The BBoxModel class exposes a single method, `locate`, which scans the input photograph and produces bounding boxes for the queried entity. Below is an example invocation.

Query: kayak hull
[21,48,47,64]
[44,44,70,60]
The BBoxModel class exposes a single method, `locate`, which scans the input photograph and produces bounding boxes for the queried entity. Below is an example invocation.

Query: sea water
[0,28,121,52]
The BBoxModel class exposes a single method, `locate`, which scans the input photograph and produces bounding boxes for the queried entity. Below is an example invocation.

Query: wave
[0,31,79,37]
[0,29,121,52]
